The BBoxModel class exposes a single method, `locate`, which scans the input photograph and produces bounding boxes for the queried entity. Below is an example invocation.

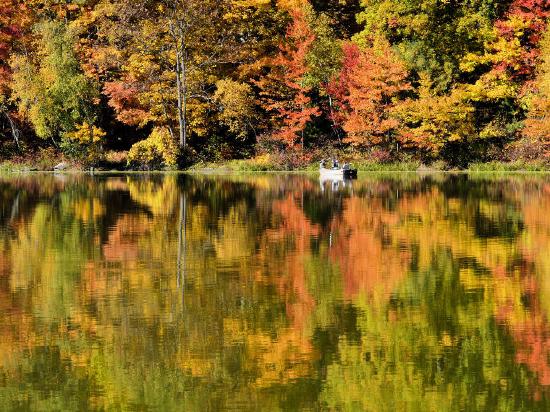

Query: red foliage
[325,42,360,131]
[260,8,320,150]
[0,0,24,94]
[494,0,550,80]
[103,81,149,126]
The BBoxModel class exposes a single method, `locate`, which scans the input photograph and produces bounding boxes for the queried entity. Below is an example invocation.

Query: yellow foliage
[466,71,518,101]
[66,122,106,144]
[225,0,271,18]
[395,78,475,156]
[213,79,255,139]
[460,18,528,75]
[71,198,106,222]
[232,0,271,6]
[127,127,179,169]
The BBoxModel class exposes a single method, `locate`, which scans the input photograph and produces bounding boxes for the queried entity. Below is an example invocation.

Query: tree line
[0,0,549,168]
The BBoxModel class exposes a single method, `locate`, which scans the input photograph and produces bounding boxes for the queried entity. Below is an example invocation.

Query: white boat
[319,161,357,179]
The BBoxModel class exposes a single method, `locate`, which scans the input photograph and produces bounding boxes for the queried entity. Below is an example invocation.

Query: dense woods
[0,0,549,168]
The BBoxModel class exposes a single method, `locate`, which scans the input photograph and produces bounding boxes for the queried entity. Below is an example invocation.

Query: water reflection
[1,173,550,410]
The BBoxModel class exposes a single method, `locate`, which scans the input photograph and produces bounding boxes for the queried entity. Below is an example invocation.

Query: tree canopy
[0,0,548,167]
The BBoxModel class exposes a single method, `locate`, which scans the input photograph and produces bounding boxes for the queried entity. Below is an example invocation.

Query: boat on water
[319,159,358,179]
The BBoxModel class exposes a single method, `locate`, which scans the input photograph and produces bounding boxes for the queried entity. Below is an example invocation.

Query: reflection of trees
[1,174,550,409]
[318,175,550,411]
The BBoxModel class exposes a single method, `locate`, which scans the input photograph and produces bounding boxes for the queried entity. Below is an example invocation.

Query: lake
[1,172,550,411]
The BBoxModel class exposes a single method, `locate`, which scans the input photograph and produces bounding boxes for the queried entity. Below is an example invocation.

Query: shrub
[62,123,106,166]
[369,149,393,163]
[229,154,282,171]
[35,147,61,170]
[127,127,178,170]
[105,150,128,165]
[505,138,547,162]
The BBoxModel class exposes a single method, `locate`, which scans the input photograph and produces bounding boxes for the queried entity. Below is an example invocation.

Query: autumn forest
[0,0,549,169]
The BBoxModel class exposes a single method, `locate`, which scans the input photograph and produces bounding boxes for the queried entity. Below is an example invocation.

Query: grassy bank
[189,160,424,172]
[188,154,424,173]
[189,157,550,173]
[467,161,550,172]
[2,151,550,173]
[0,149,128,172]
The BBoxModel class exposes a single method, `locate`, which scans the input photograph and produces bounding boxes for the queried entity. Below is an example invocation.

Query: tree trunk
[177,192,183,287]
[167,125,175,141]
[4,111,21,149]
[327,93,341,144]
[175,50,186,149]
[181,49,188,149]
[88,121,94,144]
[9,191,20,223]
[301,105,305,152]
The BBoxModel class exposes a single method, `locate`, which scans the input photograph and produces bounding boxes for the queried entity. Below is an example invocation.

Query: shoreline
[3,149,550,174]
[2,162,550,174]
[1,153,549,174]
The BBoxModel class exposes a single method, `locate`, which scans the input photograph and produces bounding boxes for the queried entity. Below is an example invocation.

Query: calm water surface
[1,172,550,411]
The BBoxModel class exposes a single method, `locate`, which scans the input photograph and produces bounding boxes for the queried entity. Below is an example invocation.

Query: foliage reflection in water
[1,173,550,410]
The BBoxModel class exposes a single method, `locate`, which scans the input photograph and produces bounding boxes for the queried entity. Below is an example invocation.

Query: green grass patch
[354,161,421,172]
[468,161,550,172]
[189,155,285,172]
[0,161,30,172]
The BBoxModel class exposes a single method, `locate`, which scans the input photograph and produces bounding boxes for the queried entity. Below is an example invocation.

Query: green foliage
[127,127,179,169]
[10,21,99,140]
[201,155,284,172]
[304,11,342,88]
[355,0,500,92]
[0,147,64,171]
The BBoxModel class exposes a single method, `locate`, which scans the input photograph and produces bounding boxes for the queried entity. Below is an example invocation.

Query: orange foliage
[329,195,411,301]
[266,192,319,328]
[102,214,147,262]
[523,29,550,148]
[103,81,149,127]
[524,94,550,146]
[258,8,320,149]
[339,40,410,149]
